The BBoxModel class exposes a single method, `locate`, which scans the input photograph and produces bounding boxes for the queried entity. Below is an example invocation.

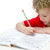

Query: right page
[10,28,50,50]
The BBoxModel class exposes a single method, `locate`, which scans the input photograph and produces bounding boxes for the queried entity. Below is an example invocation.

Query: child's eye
[43,16,47,17]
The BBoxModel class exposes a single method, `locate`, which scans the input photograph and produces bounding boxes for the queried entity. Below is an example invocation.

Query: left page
[0,28,26,48]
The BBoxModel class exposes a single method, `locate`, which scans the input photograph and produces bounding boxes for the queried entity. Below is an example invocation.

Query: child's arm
[16,22,50,34]
[16,22,36,35]
[34,27,50,34]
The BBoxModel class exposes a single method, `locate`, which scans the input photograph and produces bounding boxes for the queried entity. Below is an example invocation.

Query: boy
[16,0,50,35]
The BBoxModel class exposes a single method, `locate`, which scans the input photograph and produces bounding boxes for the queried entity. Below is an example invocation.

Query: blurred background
[0,0,38,34]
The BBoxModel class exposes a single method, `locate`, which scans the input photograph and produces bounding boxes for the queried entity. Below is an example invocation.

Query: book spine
[0,41,11,47]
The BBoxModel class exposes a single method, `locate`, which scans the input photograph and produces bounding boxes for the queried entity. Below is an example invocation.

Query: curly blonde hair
[33,0,50,12]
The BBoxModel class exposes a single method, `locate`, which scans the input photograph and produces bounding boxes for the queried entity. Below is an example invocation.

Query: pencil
[22,9,31,27]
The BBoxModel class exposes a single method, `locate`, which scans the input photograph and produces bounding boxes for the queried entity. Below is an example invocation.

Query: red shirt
[24,15,47,28]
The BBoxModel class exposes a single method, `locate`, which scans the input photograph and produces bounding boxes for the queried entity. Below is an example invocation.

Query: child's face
[38,8,50,26]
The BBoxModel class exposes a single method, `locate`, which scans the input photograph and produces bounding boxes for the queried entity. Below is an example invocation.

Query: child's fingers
[29,27,36,32]
[28,29,35,35]
[26,28,33,33]
[25,27,36,35]
[31,28,36,32]
[29,30,33,32]
[25,31,33,35]
[26,30,34,35]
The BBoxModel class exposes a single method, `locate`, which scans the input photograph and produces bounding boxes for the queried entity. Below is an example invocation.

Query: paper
[0,28,50,50]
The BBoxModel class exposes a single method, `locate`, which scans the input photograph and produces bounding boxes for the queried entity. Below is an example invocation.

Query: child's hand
[23,27,35,35]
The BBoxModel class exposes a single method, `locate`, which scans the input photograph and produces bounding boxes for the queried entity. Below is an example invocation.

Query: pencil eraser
[22,9,24,12]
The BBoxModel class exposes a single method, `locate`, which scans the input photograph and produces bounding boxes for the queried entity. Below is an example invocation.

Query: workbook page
[0,28,50,50]
[11,29,50,50]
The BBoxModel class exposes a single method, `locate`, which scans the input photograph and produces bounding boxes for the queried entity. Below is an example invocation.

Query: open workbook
[0,28,50,50]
